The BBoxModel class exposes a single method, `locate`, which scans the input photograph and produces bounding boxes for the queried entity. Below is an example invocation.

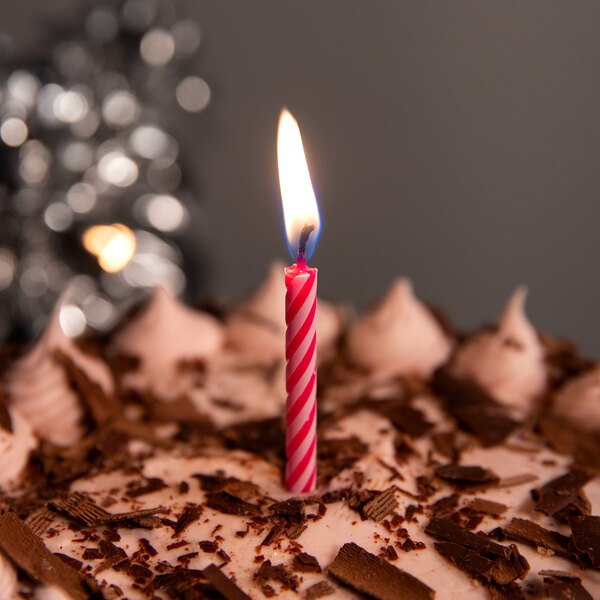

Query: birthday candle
[277,109,321,493]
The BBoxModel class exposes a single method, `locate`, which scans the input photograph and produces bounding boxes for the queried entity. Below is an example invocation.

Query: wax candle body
[284,261,317,493]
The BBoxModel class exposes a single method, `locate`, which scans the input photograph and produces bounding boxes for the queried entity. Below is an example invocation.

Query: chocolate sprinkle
[328,542,435,600]
[362,486,398,522]
[0,513,89,600]
[569,516,600,568]
[204,563,253,600]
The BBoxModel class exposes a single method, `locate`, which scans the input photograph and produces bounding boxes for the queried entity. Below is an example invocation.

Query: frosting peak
[110,287,224,394]
[5,300,114,446]
[225,262,342,364]
[454,287,546,418]
[552,365,600,430]
[346,278,452,378]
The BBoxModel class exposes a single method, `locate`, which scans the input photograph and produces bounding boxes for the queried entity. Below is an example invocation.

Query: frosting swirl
[346,278,452,378]
[552,365,600,430]
[454,287,546,418]
[5,302,114,446]
[110,287,224,395]
[225,262,343,364]
[0,407,37,491]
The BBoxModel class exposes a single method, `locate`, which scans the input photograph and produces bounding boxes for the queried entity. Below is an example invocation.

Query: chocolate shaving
[221,417,285,457]
[431,494,459,518]
[435,464,499,485]
[95,540,128,573]
[569,516,600,568]
[173,505,202,536]
[49,492,108,525]
[206,491,261,516]
[25,506,55,536]
[328,542,435,600]
[199,540,218,553]
[194,473,259,500]
[434,541,522,585]
[542,572,594,600]
[317,437,368,485]
[204,563,253,600]
[380,403,432,438]
[537,413,600,472]
[255,560,298,590]
[49,491,163,528]
[55,349,119,425]
[425,518,529,582]
[261,521,284,546]
[0,513,89,600]
[468,499,507,517]
[432,368,518,446]
[285,522,308,540]
[362,486,398,522]
[270,498,304,520]
[503,518,573,561]
[292,552,321,573]
[532,470,592,519]
[498,473,538,488]
[304,580,335,599]
[126,477,167,498]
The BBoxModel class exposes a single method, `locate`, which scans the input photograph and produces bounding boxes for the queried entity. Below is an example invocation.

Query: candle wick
[297,224,315,265]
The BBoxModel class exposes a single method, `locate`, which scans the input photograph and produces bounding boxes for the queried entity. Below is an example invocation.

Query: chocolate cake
[0,268,599,599]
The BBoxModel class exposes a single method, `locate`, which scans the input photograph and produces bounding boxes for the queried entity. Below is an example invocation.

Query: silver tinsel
[0,0,211,342]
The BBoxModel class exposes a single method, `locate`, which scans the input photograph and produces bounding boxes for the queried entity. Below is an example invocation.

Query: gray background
[3,1,600,355]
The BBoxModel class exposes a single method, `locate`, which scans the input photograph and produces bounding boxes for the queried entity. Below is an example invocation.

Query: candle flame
[277,109,320,260]
[82,223,136,273]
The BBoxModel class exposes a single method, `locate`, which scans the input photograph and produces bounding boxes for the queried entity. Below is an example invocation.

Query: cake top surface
[0,275,598,600]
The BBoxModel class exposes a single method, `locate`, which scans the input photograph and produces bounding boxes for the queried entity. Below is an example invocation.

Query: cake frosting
[0,280,598,600]
[454,287,547,419]
[4,301,114,446]
[109,286,225,397]
[552,364,600,430]
[346,278,452,378]
[0,407,37,491]
[0,550,17,600]
[226,262,343,364]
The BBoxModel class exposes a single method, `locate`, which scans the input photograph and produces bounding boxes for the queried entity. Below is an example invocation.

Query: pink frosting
[454,287,546,418]
[552,365,600,430]
[5,300,114,446]
[346,279,452,378]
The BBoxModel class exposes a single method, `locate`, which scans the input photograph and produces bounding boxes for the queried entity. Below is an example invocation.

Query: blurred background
[1,1,599,355]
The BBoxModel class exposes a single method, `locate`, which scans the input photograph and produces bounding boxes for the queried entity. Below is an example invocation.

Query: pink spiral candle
[285,252,317,493]
[277,108,321,493]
